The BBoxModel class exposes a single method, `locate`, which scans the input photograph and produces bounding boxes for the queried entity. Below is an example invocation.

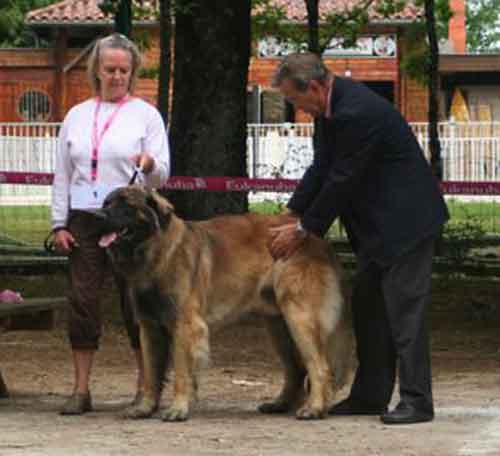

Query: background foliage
[466,0,500,52]
[0,0,52,47]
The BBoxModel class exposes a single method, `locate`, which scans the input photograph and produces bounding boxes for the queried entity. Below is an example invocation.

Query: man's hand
[268,222,307,260]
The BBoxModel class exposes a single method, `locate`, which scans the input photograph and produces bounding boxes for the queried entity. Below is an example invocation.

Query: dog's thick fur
[97,186,351,421]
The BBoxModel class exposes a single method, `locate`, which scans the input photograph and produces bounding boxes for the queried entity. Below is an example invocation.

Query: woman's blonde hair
[87,33,142,96]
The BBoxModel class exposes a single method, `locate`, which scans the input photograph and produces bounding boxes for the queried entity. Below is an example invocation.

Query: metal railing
[247,121,500,181]
[0,123,60,205]
[1,121,500,205]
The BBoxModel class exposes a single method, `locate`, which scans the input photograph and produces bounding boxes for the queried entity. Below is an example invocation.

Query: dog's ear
[146,190,174,228]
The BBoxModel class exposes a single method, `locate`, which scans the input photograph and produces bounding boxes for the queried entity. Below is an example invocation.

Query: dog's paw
[161,404,189,422]
[123,402,157,420]
[258,400,291,414]
[295,404,327,420]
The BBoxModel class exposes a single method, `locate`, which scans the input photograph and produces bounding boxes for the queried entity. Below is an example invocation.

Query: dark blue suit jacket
[288,76,449,265]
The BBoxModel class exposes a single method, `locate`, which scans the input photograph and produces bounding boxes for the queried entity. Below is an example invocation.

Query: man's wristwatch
[296,221,309,238]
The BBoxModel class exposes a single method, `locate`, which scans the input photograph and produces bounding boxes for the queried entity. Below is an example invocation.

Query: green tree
[467,0,500,52]
[99,0,133,37]
[0,0,52,47]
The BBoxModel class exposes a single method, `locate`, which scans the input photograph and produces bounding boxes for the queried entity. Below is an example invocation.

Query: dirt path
[2,320,500,456]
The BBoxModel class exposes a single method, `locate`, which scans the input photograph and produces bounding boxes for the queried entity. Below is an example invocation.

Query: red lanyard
[91,95,130,182]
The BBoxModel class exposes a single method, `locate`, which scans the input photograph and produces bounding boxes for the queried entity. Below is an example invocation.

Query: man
[268,52,449,425]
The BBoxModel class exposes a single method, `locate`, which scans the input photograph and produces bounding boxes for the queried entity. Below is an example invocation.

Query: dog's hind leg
[328,311,353,394]
[280,305,333,420]
[275,271,339,420]
[124,319,168,419]
[258,315,306,414]
[274,257,345,419]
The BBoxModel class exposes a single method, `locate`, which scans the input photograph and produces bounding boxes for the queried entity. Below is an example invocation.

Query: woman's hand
[131,153,155,174]
[53,229,77,253]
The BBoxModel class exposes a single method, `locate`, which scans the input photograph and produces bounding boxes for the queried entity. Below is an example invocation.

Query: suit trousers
[348,235,435,411]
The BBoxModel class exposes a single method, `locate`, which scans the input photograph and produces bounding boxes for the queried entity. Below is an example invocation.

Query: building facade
[0,0,472,124]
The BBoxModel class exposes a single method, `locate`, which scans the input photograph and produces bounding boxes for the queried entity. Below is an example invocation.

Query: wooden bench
[0,296,67,398]
[0,252,68,275]
[0,296,68,321]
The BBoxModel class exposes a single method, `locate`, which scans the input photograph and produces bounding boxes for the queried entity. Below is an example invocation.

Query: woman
[52,33,170,415]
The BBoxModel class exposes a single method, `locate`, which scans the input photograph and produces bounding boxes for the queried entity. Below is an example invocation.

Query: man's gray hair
[87,33,142,96]
[272,52,330,92]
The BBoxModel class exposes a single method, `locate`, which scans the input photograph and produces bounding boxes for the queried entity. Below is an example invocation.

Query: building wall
[249,55,402,122]
[247,28,432,123]
[0,28,162,122]
[0,27,428,123]
[401,76,429,122]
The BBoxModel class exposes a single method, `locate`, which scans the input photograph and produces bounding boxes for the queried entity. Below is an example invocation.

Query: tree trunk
[305,0,320,54]
[114,0,132,37]
[424,0,442,180]
[304,0,322,161]
[157,0,171,126]
[425,0,445,255]
[168,1,251,219]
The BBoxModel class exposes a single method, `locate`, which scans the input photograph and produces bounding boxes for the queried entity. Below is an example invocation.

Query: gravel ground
[2,313,500,456]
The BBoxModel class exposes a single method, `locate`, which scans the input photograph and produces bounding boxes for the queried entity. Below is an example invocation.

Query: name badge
[70,183,121,209]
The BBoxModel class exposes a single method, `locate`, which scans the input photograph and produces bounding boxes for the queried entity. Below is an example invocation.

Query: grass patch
[0,199,499,246]
[250,200,287,215]
[251,198,500,240]
[446,199,500,233]
[250,199,346,238]
[0,205,50,246]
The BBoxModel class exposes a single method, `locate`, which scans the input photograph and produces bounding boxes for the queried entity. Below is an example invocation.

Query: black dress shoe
[381,401,434,425]
[329,397,387,416]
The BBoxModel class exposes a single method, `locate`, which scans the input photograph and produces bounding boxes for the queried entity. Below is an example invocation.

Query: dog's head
[94,185,174,262]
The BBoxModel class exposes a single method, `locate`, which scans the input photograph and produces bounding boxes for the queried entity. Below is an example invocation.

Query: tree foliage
[466,0,500,52]
[400,0,451,85]
[0,0,53,47]
[99,0,156,22]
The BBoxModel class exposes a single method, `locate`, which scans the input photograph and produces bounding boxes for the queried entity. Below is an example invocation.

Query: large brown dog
[96,185,351,422]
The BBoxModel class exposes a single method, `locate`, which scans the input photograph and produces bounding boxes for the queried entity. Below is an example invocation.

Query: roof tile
[26,0,421,25]
[272,0,422,21]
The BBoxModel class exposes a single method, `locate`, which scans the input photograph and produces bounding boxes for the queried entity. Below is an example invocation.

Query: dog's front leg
[124,319,163,419]
[162,305,209,422]
[161,320,195,422]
